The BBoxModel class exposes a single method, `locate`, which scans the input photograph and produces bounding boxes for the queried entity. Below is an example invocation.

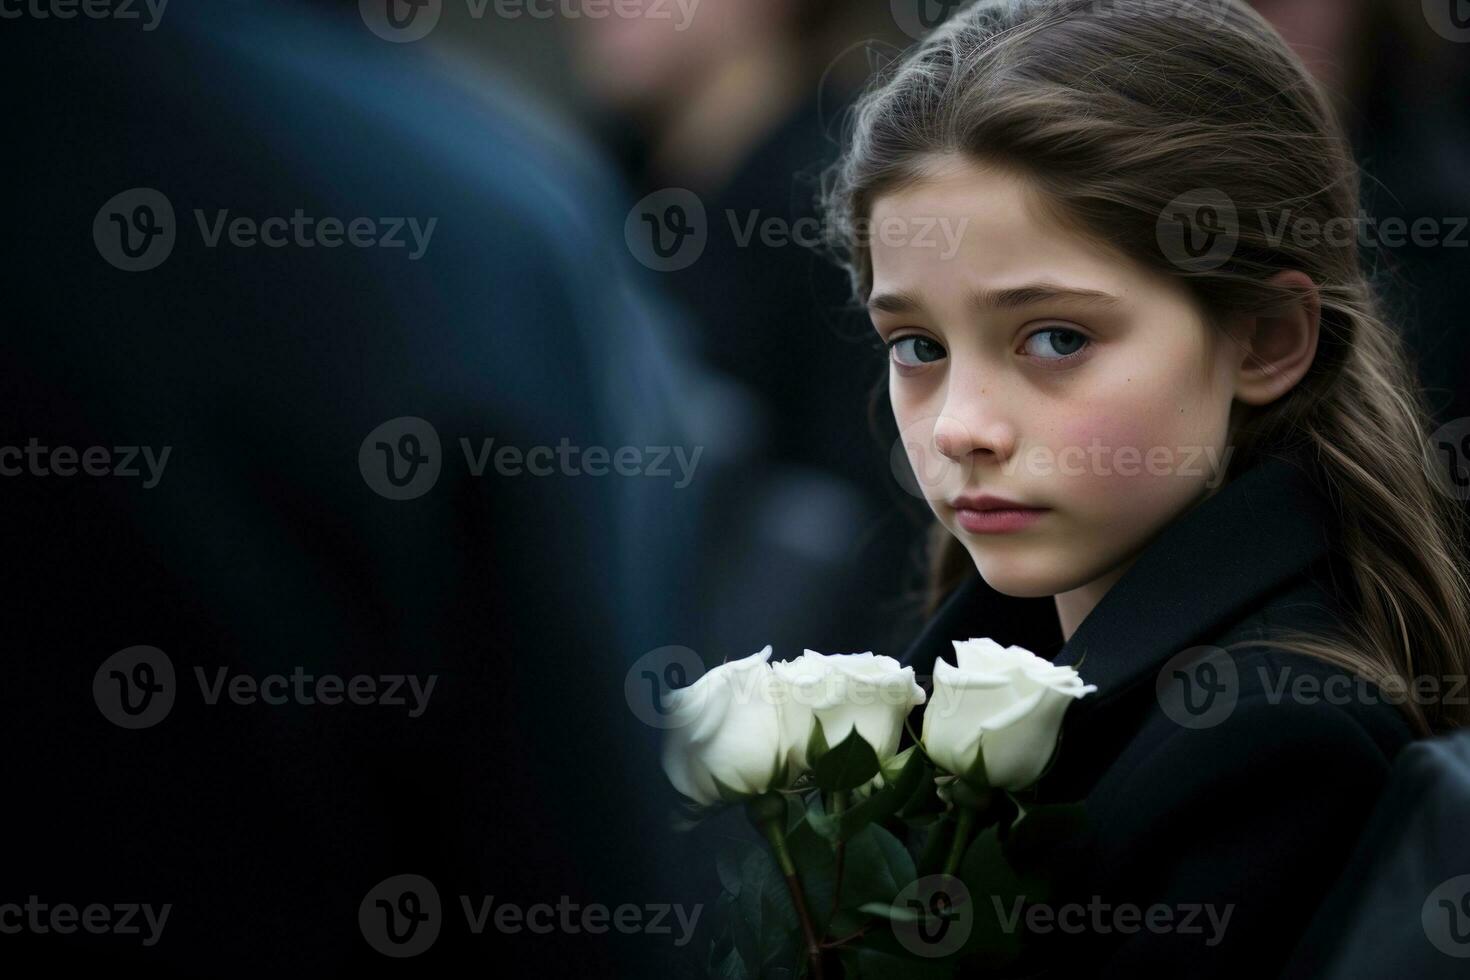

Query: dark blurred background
[1,0,1465,976]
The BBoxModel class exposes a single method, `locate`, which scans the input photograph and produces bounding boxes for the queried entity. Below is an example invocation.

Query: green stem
[942,805,976,878]
[760,818,825,980]
[827,790,848,923]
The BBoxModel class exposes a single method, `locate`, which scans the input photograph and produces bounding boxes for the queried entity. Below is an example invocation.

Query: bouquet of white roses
[660,639,1096,979]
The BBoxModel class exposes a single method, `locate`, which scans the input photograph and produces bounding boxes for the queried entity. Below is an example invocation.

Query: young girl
[820,0,1470,974]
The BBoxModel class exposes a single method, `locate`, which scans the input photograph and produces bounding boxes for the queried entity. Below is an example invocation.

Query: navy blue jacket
[4,1,707,974]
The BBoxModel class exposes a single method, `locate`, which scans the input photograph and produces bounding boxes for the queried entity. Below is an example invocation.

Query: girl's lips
[954,506,1049,534]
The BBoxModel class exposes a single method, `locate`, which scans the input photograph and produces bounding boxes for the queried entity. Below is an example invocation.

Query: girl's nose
[933,411,1016,464]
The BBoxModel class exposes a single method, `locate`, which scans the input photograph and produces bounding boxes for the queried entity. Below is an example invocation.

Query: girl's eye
[1021,327,1089,360]
[888,335,947,368]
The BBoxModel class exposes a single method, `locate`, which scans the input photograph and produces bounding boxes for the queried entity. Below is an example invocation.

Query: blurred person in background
[3,0,718,973]
[572,0,931,658]
[1253,0,1470,425]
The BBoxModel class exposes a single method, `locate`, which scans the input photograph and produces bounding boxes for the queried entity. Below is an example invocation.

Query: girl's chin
[970,561,1068,599]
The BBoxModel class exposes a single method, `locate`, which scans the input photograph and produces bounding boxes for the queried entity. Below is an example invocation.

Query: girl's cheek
[1047,404,1207,507]
[890,389,961,504]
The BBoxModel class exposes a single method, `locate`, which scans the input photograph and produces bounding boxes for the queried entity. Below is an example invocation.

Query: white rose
[921,638,1096,791]
[771,650,927,775]
[660,646,787,806]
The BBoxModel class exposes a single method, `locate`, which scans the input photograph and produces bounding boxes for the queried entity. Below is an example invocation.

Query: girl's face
[868,155,1242,606]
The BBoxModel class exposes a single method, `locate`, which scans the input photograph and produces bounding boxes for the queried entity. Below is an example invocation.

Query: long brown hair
[820,0,1470,734]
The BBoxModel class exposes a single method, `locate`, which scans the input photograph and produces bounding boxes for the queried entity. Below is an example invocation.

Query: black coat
[897,451,1415,977]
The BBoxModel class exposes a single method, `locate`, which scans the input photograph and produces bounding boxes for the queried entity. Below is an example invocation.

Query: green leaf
[708,891,739,975]
[882,744,918,778]
[731,846,800,976]
[958,741,991,791]
[834,824,916,912]
[784,791,808,834]
[805,715,830,767]
[837,935,955,979]
[812,729,882,793]
[718,838,765,897]
[915,815,955,879]
[832,745,930,842]
[805,792,841,843]
[856,901,922,924]
[782,819,839,935]
[955,826,1031,960]
[708,891,753,979]
[712,943,748,980]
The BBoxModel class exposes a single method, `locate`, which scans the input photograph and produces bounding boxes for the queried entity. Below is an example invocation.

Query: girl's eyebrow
[867,282,1123,315]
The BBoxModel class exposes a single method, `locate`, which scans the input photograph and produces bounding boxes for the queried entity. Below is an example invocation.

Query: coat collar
[898,451,1337,718]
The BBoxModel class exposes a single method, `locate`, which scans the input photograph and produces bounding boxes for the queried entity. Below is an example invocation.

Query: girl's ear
[1230,270,1321,407]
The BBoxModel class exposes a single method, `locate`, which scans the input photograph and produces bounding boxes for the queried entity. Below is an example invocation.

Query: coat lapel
[899,452,1336,721]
